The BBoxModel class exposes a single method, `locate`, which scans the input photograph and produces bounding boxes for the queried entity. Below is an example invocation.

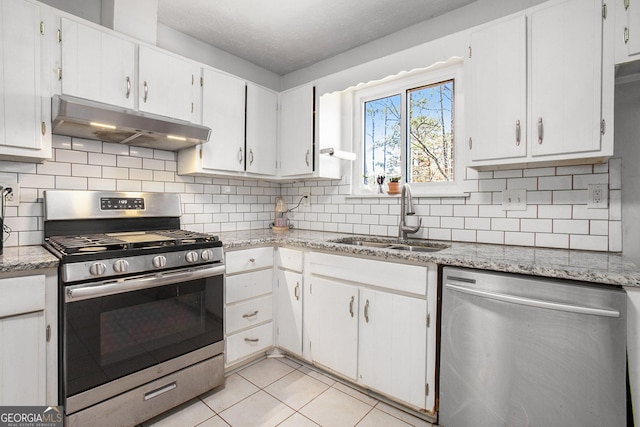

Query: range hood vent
[51,95,211,151]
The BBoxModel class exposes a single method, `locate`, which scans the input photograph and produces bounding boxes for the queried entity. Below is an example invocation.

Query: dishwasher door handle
[445,283,621,318]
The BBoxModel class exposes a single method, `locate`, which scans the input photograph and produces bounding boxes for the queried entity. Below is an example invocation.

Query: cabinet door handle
[249,149,254,165]
[125,76,131,99]
[537,117,543,144]
[305,149,310,166]
[249,257,255,263]
[625,27,630,44]
[349,296,354,317]
[294,282,300,300]
[244,338,259,343]
[242,310,259,319]
[364,299,370,323]
[143,81,149,103]
[515,120,521,146]
[238,147,244,164]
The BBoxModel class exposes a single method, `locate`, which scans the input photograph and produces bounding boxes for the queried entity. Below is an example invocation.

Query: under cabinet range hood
[51,95,211,151]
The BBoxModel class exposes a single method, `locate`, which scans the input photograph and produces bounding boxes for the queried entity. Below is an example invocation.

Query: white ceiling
[157,0,478,76]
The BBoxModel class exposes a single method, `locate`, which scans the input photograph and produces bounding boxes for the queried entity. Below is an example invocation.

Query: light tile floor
[142,357,434,427]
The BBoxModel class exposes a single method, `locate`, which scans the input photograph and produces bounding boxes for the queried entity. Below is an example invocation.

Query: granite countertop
[219,229,640,287]
[0,246,59,273]
[2,229,640,287]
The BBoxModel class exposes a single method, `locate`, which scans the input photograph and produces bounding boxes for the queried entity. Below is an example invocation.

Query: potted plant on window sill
[387,177,401,195]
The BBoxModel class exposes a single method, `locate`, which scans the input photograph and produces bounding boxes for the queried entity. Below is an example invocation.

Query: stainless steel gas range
[43,190,225,427]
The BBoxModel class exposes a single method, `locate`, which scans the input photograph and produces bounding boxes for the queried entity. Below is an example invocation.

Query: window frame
[352,61,465,197]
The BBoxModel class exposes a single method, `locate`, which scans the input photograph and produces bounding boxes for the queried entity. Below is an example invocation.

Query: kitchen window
[355,61,464,196]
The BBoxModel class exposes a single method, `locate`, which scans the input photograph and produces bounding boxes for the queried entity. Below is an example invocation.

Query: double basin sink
[329,237,449,253]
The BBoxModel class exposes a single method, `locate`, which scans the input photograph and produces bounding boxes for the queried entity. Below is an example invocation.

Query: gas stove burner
[46,229,220,256]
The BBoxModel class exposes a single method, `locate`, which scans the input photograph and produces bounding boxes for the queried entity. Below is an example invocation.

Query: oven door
[62,264,224,415]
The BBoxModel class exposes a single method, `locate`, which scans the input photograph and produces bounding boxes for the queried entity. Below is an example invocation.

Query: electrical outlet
[3,183,19,207]
[300,188,311,207]
[587,184,608,209]
[501,189,527,211]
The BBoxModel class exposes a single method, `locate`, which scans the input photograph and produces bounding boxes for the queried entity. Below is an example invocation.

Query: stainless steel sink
[330,238,448,252]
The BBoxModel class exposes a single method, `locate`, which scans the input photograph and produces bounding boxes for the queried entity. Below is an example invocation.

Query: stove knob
[185,251,199,263]
[152,255,167,268]
[89,262,107,276]
[201,249,214,261]
[113,259,129,273]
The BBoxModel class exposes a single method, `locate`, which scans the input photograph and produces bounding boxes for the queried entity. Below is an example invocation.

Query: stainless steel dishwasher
[439,267,627,427]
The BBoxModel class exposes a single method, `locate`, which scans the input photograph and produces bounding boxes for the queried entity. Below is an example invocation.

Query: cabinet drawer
[0,275,45,318]
[226,247,273,274]
[276,247,303,272]
[309,252,428,296]
[226,322,273,364]
[226,295,273,335]
[225,269,273,304]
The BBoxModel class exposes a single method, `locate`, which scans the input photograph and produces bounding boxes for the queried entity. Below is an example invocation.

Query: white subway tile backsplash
[539,176,571,190]
[505,232,534,247]
[1,137,623,253]
[553,219,589,235]
[535,233,569,249]
[570,235,608,251]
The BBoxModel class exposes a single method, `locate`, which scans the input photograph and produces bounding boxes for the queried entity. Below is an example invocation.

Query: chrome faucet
[399,183,422,240]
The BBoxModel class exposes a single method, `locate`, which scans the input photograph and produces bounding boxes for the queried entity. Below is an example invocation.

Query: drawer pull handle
[244,337,259,343]
[243,310,259,319]
[294,283,300,300]
[349,296,354,318]
[249,258,256,263]
[144,382,177,401]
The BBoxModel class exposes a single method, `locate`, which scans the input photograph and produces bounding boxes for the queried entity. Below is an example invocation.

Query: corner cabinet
[0,270,57,405]
[177,69,278,177]
[278,84,343,180]
[306,252,438,415]
[615,0,640,63]
[468,0,614,168]
[0,0,51,162]
[274,247,304,356]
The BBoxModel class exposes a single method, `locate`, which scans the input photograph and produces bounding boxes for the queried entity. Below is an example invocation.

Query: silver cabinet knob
[152,255,167,268]
[201,249,214,261]
[113,259,129,273]
[89,262,107,276]
[185,251,199,263]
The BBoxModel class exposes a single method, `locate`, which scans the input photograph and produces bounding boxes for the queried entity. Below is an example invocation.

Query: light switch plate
[501,189,527,211]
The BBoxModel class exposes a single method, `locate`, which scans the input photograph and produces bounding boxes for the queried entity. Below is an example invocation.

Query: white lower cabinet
[274,247,304,356]
[306,252,437,413]
[0,271,57,405]
[224,247,274,368]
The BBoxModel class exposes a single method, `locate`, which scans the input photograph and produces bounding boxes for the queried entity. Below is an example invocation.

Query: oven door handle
[66,264,225,302]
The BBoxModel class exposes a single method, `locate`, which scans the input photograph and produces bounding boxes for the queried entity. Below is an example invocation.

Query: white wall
[282,0,548,90]
[614,79,640,265]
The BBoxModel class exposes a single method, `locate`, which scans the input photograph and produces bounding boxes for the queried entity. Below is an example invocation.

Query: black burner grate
[46,230,219,256]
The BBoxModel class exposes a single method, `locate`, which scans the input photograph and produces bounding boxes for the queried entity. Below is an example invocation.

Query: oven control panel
[100,197,145,210]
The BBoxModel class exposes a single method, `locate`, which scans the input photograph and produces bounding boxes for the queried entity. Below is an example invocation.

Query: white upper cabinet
[469,15,527,162]
[246,83,277,175]
[178,70,278,177]
[279,84,314,177]
[530,0,604,157]
[138,45,198,122]
[200,68,246,173]
[0,0,51,162]
[468,0,613,168]
[615,0,640,63]
[60,18,135,109]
